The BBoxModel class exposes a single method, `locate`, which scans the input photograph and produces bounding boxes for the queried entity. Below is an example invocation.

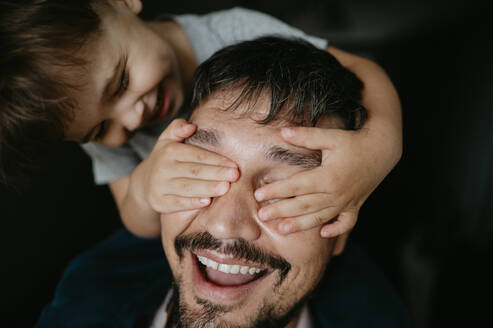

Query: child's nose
[120,101,144,132]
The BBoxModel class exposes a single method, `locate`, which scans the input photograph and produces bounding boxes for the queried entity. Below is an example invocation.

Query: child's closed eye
[114,66,129,98]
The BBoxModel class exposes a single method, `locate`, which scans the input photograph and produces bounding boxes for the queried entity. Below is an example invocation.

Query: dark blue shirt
[37,229,409,328]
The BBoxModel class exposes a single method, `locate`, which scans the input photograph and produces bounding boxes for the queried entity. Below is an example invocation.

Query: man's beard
[170,281,309,328]
[170,232,308,328]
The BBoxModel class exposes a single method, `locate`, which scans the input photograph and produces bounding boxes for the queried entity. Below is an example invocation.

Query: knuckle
[195,152,205,161]
[313,215,326,226]
[289,184,300,194]
[180,182,191,192]
[175,197,189,209]
[190,167,200,177]
[301,201,311,212]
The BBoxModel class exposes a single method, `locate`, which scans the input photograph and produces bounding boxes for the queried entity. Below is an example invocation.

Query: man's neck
[166,313,302,328]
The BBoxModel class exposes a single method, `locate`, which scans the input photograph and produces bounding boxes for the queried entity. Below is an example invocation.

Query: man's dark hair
[0,0,108,184]
[191,36,367,129]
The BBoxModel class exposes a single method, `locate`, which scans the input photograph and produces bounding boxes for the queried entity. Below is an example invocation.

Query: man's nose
[119,100,145,132]
[197,181,262,241]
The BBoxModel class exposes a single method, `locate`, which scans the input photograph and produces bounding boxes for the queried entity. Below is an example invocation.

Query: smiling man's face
[160,91,336,328]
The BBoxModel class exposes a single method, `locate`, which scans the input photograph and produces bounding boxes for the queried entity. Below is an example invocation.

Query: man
[37,37,408,328]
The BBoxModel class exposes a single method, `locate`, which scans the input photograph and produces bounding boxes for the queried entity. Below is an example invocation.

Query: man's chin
[170,250,289,327]
[171,279,302,328]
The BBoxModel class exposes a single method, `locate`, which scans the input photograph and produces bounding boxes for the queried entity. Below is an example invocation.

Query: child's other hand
[255,126,393,255]
[136,119,239,214]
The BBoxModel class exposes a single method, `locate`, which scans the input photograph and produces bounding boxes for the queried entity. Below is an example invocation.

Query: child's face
[65,0,185,147]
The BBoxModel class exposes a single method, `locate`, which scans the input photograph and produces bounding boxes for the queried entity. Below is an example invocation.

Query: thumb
[332,231,350,256]
[157,119,196,143]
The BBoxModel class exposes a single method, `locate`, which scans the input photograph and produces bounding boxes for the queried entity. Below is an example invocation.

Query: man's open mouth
[191,251,273,301]
[196,253,269,286]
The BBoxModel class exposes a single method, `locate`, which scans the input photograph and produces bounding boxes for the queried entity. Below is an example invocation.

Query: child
[0,0,402,255]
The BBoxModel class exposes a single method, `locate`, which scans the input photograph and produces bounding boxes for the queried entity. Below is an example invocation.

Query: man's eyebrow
[265,146,321,169]
[185,128,320,169]
[185,128,220,146]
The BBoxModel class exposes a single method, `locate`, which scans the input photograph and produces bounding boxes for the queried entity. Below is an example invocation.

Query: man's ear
[119,0,143,14]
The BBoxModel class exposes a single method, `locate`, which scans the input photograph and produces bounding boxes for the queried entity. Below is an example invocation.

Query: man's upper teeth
[197,255,262,275]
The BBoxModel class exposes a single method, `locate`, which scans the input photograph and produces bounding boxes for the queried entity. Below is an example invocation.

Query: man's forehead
[190,89,275,123]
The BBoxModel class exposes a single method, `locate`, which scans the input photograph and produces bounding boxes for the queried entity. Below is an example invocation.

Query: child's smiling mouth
[150,81,171,123]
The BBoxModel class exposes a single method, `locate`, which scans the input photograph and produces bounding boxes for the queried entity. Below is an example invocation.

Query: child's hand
[135,119,239,215]
[255,126,394,255]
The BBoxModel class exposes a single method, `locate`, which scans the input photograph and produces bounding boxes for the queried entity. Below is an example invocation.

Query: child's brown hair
[0,0,109,183]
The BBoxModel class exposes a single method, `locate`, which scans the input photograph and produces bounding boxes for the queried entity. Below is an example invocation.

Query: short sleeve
[174,7,328,64]
[210,7,327,48]
[81,143,140,185]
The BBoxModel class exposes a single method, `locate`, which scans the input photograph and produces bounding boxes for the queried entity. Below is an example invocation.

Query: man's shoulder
[310,244,410,328]
[36,230,173,328]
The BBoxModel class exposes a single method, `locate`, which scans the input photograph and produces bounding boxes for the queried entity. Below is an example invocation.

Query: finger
[157,119,196,142]
[151,195,211,214]
[173,162,239,182]
[176,144,237,168]
[165,178,230,198]
[281,126,353,150]
[258,193,334,221]
[276,206,339,235]
[332,231,350,256]
[255,169,326,201]
[320,211,358,238]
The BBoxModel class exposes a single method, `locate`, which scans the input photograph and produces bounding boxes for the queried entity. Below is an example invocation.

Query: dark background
[1,0,492,327]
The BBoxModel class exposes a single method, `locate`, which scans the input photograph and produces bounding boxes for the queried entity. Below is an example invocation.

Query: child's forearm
[109,173,161,238]
[327,46,403,167]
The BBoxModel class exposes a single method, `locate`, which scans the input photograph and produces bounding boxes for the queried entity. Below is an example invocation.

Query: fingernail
[258,208,270,220]
[199,198,210,205]
[254,190,264,201]
[282,128,295,138]
[280,223,292,234]
[217,182,229,194]
[227,168,238,180]
[321,229,332,238]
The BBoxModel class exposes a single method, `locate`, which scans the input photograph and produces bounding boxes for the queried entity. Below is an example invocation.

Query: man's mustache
[175,231,291,278]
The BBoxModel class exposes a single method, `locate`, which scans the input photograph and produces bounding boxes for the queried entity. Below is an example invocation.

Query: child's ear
[119,0,143,14]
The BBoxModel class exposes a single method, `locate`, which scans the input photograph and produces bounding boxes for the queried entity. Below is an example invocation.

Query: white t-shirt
[81,7,327,185]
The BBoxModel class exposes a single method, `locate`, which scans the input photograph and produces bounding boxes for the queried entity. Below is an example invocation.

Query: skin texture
[160,92,336,328]
[65,0,402,253]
